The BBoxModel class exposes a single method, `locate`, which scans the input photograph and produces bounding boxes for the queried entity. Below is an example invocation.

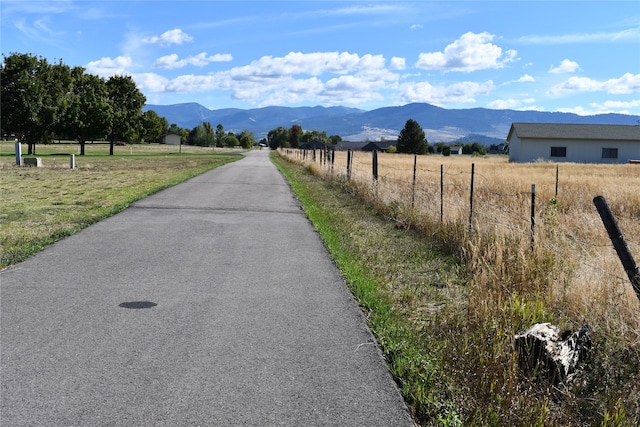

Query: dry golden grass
[285,149,640,341]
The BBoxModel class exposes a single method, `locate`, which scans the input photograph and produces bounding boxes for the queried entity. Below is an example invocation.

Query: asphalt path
[1,150,414,426]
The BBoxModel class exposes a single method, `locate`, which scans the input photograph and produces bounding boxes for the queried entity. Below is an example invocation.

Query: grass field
[277,148,640,425]
[0,142,242,268]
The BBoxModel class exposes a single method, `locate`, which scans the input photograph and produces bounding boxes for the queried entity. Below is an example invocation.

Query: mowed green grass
[0,143,242,268]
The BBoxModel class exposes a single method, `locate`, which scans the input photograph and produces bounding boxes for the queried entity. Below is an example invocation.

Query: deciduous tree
[141,110,168,143]
[63,68,112,155]
[1,53,72,154]
[106,75,146,155]
[267,126,289,150]
[238,130,256,149]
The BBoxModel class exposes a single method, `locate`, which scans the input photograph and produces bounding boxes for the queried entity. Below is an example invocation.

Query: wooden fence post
[440,164,444,222]
[372,149,378,181]
[593,195,640,303]
[347,149,352,181]
[555,165,559,200]
[531,184,536,251]
[411,155,417,208]
[469,163,475,233]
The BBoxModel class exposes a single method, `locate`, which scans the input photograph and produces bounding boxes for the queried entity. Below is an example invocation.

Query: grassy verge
[272,152,639,426]
[0,144,241,269]
[272,151,467,424]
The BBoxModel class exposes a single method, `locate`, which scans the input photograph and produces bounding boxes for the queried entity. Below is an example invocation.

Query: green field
[0,143,242,268]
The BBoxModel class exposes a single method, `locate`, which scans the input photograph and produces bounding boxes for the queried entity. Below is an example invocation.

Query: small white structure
[163,133,181,145]
[507,123,640,163]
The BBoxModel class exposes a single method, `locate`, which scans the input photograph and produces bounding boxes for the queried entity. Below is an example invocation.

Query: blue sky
[2,1,639,115]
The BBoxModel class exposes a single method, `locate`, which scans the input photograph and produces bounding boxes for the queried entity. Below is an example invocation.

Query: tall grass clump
[278,148,640,425]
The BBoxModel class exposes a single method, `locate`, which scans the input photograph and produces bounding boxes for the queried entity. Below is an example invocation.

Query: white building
[507,123,640,163]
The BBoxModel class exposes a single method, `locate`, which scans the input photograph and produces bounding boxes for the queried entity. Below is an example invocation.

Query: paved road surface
[1,150,414,426]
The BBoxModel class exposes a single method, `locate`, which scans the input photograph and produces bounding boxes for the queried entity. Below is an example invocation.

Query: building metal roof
[508,123,640,142]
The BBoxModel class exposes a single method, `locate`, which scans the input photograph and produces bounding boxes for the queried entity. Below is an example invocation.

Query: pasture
[278,148,640,425]
[0,143,242,268]
[286,149,640,328]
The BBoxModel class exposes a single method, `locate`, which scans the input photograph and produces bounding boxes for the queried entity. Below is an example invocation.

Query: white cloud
[85,56,132,76]
[515,74,535,83]
[132,73,170,92]
[410,24,423,30]
[518,27,640,45]
[416,32,517,72]
[154,52,233,69]
[142,28,193,46]
[399,80,495,105]
[487,98,521,109]
[390,57,406,70]
[547,73,640,96]
[165,74,222,93]
[549,59,581,74]
[559,99,640,116]
[142,51,400,106]
[229,51,389,79]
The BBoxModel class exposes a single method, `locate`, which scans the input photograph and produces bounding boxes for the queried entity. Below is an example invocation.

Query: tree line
[264,124,343,150]
[0,53,257,154]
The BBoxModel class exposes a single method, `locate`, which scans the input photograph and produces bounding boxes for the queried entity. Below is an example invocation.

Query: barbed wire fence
[281,147,640,306]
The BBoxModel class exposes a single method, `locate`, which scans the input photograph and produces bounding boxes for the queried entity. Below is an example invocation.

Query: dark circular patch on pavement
[119,301,157,309]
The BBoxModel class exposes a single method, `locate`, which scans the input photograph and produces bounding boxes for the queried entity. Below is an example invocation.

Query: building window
[550,147,567,157]
[602,148,618,159]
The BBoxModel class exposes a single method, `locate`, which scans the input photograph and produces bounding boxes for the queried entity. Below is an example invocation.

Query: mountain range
[143,102,640,144]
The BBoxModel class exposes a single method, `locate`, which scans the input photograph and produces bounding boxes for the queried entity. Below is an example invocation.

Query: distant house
[507,123,640,163]
[335,141,368,151]
[450,145,463,155]
[361,141,395,152]
[298,140,327,150]
[163,133,181,145]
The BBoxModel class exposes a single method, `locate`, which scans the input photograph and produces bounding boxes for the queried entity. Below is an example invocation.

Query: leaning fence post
[593,196,640,302]
[469,163,475,233]
[347,149,352,181]
[531,184,536,251]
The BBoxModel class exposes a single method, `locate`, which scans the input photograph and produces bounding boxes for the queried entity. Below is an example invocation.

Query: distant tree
[63,68,112,155]
[189,121,215,146]
[301,129,327,144]
[328,134,342,144]
[432,142,446,154]
[289,124,302,148]
[106,75,146,154]
[223,132,239,147]
[471,142,486,155]
[397,119,428,154]
[462,143,473,155]
[141,110,168,143]
[215,124,225,147]
[442,146,451,156]
[267,126,289,149]
[238,130,256,149]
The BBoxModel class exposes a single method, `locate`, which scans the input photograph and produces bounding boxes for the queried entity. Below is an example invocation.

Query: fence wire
[281,148,640,301]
